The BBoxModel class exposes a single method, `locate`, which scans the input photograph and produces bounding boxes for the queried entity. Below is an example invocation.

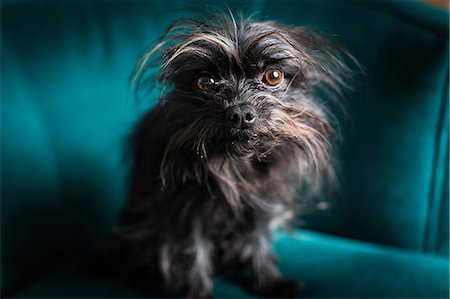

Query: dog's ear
[282,26,357,100]
[129,18,206,101]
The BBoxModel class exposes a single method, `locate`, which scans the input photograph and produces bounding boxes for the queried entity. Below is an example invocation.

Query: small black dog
[116,11,352,298]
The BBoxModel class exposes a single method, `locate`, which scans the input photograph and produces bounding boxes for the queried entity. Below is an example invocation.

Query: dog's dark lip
[229,128,255,142]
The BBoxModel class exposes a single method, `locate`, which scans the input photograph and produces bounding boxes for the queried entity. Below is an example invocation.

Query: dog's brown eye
[263,68,284,86]
[197,75,215,91]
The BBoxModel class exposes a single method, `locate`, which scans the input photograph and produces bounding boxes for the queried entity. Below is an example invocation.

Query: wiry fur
[116,11,352,298]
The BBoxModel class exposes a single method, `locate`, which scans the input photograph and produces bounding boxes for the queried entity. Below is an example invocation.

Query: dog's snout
[226,105,256,129]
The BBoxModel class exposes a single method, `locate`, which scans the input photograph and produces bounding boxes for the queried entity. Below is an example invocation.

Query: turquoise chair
[2,1,448,297]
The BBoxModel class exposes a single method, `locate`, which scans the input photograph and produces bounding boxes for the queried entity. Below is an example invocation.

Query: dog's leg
[177,219,213,299]
[244,228,302,298]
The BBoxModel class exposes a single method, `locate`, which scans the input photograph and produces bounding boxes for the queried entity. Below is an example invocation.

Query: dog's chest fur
[119,104,296,273]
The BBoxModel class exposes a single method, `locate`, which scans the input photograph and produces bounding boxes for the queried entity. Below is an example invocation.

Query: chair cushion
[14,230,449,298]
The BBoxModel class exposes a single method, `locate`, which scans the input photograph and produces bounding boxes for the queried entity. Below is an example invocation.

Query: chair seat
[14,230,449,298]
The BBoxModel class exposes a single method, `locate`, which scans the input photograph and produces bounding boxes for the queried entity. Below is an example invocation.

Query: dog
[115,11,353,298]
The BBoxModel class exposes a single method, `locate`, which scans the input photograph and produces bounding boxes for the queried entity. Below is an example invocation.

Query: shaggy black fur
[115,11,352,298]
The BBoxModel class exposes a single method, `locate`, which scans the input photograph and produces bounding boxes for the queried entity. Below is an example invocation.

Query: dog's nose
[226,105,257,129]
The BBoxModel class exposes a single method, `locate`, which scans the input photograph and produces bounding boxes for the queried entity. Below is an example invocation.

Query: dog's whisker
[283,71,300,95]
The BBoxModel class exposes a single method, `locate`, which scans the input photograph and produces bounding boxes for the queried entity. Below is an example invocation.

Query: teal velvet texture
[12,231,450,298]
[1,0,449,298]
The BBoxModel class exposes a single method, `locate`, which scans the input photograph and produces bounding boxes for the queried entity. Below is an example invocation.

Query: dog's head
[132,12,353,195]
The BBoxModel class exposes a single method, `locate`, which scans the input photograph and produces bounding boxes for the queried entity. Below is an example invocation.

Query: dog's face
[132,14,351,190]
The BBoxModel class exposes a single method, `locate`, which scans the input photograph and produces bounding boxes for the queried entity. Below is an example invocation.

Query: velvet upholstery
[12,231,450,298]
[1,0,448,297]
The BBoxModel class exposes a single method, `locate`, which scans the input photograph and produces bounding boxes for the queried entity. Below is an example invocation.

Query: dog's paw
[256,279,303,298]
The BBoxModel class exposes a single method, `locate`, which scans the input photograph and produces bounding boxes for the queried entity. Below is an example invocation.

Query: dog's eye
[197,75,215,91]
[263,68,284,87]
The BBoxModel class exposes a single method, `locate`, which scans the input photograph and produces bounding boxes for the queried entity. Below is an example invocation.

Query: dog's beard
[158,93,333,200]
[156,88,337,206]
